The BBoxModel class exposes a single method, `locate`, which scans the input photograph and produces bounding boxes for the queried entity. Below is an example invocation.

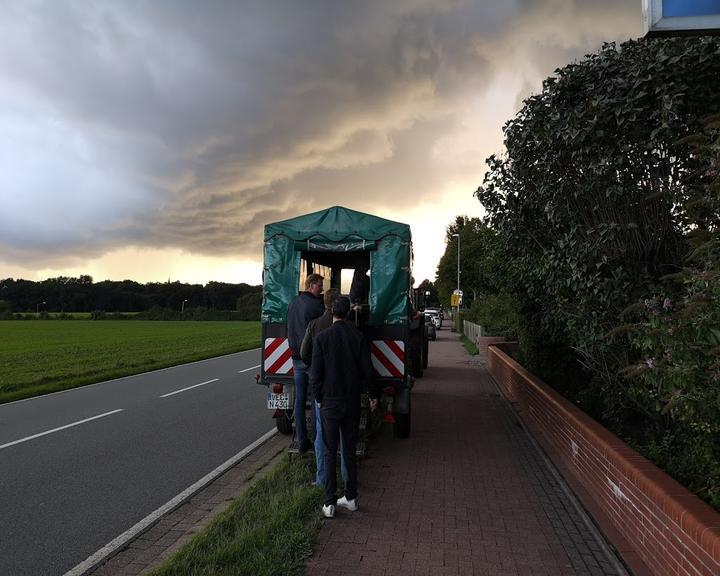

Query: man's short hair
[323,287,340,309]
[332,296,351,319]
[304,273,324,290]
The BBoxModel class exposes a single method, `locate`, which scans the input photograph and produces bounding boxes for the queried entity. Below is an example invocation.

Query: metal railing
[462,318,485,342]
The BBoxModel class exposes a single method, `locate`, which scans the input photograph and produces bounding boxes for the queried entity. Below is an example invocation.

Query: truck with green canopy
[259,205,425,441]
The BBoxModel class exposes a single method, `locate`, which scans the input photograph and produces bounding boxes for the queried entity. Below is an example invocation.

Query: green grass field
[0,321,261,404]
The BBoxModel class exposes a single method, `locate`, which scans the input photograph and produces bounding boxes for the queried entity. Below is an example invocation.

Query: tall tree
[476,36,720,438]
[435,216,505,307]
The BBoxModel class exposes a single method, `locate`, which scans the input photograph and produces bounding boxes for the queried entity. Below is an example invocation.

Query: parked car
[424,314,437,340]
[424,309,442,330]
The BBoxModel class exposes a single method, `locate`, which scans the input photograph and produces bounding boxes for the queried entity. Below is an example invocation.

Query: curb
[66,429,289,576]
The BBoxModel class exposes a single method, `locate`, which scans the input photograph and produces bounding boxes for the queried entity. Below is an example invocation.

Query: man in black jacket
[300,287,347,487]
[310,296,378,518]
[287,273,325,453]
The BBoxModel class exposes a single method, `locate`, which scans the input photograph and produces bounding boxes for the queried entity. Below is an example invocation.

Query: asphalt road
[0,348,273,576]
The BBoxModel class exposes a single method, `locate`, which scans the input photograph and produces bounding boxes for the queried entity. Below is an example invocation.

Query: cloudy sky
[0,0,642,286]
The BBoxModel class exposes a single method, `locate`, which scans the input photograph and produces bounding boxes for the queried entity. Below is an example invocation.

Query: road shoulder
[86,432,289,576]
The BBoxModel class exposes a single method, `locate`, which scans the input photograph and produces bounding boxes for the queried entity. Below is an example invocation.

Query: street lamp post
[37,301,46,314]
[181,299,188,314]
[452,233,460,331]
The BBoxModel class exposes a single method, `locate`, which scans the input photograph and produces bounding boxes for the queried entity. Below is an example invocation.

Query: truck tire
[409,336,423,378]
[275,409,294,435]
[408,316,423,378]
[422,333,429,369]
[393,411,411,438]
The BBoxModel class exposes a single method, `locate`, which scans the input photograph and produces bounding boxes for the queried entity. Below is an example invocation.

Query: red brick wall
[487,344,720,576]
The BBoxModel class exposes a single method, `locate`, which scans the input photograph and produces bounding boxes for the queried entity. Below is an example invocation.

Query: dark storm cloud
[0,0,639,266]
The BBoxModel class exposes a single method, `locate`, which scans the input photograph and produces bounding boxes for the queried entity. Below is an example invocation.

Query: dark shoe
[298,440,312,454]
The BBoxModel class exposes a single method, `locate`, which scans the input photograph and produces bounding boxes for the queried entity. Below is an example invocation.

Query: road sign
[644,0,720,36]
[451,293,462,307]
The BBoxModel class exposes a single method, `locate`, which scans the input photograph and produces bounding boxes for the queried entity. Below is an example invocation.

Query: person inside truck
[348,265,369,308]
[300,288,348,487]
[287,272,325,453]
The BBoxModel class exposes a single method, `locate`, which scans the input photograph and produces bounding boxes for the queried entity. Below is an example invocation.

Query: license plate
[267,392,290,409]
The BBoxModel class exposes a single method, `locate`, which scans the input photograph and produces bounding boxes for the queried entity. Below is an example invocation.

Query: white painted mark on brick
[571,440,579,459]
[0,409,124,451]
[608,477,626,500]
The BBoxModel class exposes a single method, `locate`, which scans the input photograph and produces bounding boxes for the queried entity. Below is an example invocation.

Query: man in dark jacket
[310,296,378,518]
[300,287,339,366]
[287,273,325,453]
[300,287,346,486]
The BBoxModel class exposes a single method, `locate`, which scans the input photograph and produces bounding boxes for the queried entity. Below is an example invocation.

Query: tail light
[384,412,396,424]
[272,383,283,394]
[273,409,283,417]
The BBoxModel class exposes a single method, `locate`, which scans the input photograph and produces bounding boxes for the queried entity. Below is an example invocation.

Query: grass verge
[0,321,260,404]
[459,334,478,356]
[150,456,323,576]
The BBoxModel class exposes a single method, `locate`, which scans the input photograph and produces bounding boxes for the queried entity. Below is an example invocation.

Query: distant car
[424,309,442,330]
[424,315,437,340]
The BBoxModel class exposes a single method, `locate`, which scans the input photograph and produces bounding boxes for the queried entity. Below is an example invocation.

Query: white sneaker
[337,496,358,511]
[322,504,335,518]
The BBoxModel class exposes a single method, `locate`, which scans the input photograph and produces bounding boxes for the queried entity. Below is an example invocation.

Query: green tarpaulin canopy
[262,206,412,325]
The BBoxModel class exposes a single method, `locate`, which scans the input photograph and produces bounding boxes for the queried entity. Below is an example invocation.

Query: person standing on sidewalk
[310,296,379,518]
[287,272,325,453]
[300,287,349,487]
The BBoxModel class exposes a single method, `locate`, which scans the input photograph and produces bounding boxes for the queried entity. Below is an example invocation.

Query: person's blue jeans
[292,358,311,444]
[314,400,348,485]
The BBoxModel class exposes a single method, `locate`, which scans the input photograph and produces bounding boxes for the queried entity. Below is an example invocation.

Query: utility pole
[452,233,461,331]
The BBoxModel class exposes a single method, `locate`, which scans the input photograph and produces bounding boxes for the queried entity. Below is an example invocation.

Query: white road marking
[160,378,220,398]
[63,427,278,576]
[0,409,124,451]
[237,364,261,373]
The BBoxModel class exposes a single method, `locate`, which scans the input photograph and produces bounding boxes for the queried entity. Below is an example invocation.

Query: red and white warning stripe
[263,338,294,375]
[371,339,405,378]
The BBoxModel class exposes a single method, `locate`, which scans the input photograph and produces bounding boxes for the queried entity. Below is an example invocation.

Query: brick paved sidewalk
[304,330,629,576]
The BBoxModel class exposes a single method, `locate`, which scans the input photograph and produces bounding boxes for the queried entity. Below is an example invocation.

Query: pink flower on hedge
[663,297,672,309]
[645,357,656,369]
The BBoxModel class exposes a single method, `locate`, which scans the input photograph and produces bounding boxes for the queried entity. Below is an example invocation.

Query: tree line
[0,275,262,319]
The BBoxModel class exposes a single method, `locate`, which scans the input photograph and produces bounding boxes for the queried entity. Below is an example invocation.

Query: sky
[0,0,642,287]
